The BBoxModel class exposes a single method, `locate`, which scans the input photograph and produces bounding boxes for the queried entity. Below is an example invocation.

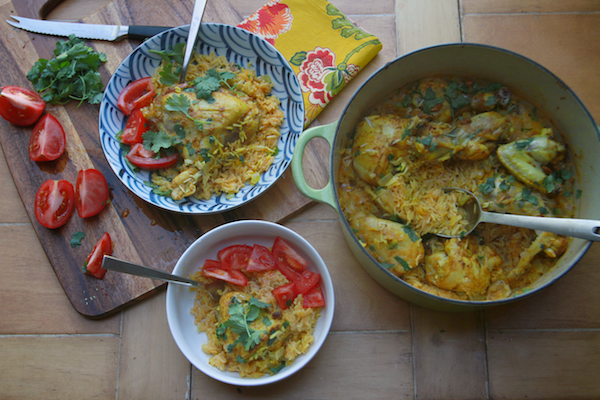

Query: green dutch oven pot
[292,43,600,311]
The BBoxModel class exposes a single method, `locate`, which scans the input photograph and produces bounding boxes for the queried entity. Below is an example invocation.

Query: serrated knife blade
[6,15,170,41]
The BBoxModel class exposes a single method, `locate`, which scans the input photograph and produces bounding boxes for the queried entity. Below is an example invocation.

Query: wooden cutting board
[0,0,326,318]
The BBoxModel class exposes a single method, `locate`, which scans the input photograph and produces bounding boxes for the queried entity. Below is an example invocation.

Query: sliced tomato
[120,108,148,145]
[203,259,223,270]
[0,85,45,126]
[218,244,253,270]
[75,169,110,218]
[117,77,155,116]
[34,179,75,229]
[295,270,321,294]
[83,232,112,279]
[272,237,309,272]
[126,143,178,170]
[28,114,66,162]
[272,282,298,310]
[302,284,326,308]
[202,266,248,286]
[246,244,276,272]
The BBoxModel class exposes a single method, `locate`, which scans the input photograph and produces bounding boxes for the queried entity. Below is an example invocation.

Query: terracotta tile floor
[1,1,599,399]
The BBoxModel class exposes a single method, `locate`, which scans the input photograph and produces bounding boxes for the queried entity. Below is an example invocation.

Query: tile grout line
[462,11,600,17]
[0,333,119,338]
[409,303,418,400]
[114,310,124,400]
[482,309,491,400]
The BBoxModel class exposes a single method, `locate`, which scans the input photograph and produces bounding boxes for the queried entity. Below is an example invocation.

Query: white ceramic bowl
[99,24,304,214]
[166,220,335,386]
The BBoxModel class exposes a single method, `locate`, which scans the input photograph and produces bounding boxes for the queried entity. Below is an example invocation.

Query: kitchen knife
[6,15,171,41]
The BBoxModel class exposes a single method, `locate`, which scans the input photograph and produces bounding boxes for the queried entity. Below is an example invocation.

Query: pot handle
[292,122,338,209]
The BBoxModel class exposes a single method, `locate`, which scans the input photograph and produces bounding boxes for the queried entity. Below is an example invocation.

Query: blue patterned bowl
[99,24,304,214]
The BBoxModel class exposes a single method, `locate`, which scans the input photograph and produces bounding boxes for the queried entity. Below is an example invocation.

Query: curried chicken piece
[148,87,261,162]
[497,128,566,194]
[413,111,512,162]
[424,236,503,296]
[352,115,423,185]
[507,231,570,283]
[477,173,550,216]
[351,214,424,276]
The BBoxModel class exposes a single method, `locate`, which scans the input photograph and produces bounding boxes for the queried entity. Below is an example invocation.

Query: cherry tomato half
[117,77,155,116]
[126,143,178,170]
[202,266,248,286]
[76,169,110,218]
[28,114,66,162]
[272,282,298,310]
[246,244,277,272]
[0,85,45,126]
[83,232,112,279]
[120,108,148,145]
[272,237,308,281]
[34,179,75,229]
[218,244,253,270]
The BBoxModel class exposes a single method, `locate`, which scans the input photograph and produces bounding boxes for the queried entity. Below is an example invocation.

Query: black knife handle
[128,25,171,41]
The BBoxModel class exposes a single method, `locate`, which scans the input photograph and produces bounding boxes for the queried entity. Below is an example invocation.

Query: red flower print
[298,47,360,109]
[238,0,293,45]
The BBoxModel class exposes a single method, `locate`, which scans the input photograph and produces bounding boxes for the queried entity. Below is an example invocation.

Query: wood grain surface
[0,0,324,318]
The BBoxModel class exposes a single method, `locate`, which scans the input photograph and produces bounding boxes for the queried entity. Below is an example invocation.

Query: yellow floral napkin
[238,0,383,127]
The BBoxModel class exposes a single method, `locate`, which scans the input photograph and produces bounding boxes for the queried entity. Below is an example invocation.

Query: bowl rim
[98,23,305,215]
[330,42,596,308]
[165,220,335,385]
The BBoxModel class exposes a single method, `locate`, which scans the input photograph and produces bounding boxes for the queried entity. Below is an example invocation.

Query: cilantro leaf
[158,62,181,86]
[165,94,192,116]
[70,231,85,247]
[192,69,236,103]
[142,131,180,154]
[149,43,185,64]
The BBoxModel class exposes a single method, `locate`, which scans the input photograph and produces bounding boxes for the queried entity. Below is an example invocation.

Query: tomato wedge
[34,179,75,229]
[126,143,178,170]
[83,232,112,279]
[202,265,248,286]
[117,77,155,115]
[302,284,326,308]
[272,237,309,272]
[0,85,45,126]
[28,114,66,162]
[272,282,298,310]
[295,270,321,294]
[120,108,148,145]
[218,244,253,270]
[203,259,223,270]
[246,244,276,272]
[75,169,110,218]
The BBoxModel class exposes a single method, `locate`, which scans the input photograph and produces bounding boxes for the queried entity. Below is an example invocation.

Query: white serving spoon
[435,187,600,241]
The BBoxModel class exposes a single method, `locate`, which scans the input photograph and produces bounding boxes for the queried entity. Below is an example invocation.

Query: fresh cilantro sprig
[165,94,194,119]
[142,130,181,154]
[150,42,185,64]
[27,34,107,106]
[191,69,236,103]
[165,94,206,130]
[218,296,270,352]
